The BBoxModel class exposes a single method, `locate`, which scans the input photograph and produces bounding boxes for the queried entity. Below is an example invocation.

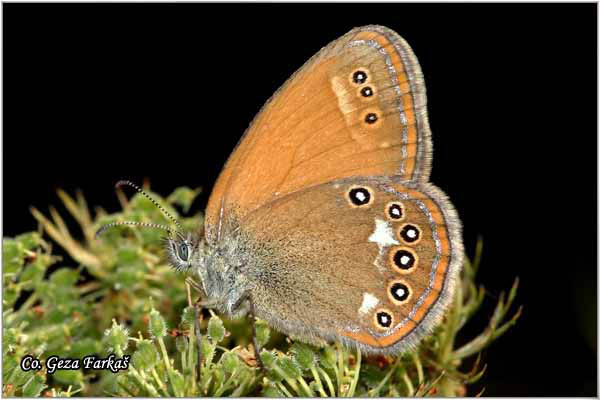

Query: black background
[4,3,597,396]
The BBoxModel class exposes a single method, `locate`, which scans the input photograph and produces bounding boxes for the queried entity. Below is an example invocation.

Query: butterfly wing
[238,177,462,354]
[206,25,433,243]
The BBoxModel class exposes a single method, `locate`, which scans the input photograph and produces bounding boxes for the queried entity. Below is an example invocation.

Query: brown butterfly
[102,25,463,358]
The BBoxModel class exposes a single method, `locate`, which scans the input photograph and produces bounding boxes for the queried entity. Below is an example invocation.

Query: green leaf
[3,328,18,354]
[319,348,336,378]
[212,368,225,391]
[277,356,301,380]
[208,315,225,343]
[116,246,141,264]
[11,366,33,386]
[170,369,185,395]
[114,265,144,289]
[3,238,24,275]
[221,352,240,374]
[167,187,202,214]
[129,192,178,227]
[69,338,101,359]
[52,369,84,386]
[262,383,285,397]
[49,268,79,287]
[361,364,388,390]
[259,350,276,368]
[3,355,18,381]
[48,307,73,324]
[116,373,140,396]
[140,228,164,246]
[94,215,125,245]
[22,374,46,397]
[148,309,167,339]
[104,320,130,351]
[290,342,317,370]
[20,259,47,289]
[181,306,196,328]
[15,232,43,251]
[132,340,159,371]
[175,335,188,353]
[255,319,270,349]
[3,285,20,308]
[200,337,215,364]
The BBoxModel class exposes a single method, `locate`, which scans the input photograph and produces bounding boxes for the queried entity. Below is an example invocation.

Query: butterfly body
[164,25,464,355]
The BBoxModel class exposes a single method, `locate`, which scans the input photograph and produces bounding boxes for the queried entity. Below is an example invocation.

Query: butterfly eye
[177,243,189,262]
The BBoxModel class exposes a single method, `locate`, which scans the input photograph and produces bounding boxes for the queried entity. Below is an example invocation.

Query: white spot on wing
[330,76,354,117]
[359,293,379,315]
[369,218,400,250]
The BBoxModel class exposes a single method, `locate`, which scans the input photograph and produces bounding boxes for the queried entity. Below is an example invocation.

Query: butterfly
[102,25,463,358]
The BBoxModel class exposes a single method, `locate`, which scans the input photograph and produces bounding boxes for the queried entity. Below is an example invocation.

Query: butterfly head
[96,180,207,273]
[164,230,205,273]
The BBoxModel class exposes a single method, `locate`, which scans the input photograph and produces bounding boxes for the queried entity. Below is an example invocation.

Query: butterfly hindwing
[236,176,462,353]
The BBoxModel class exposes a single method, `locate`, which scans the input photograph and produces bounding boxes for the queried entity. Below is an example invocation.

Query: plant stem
[318,366,336,396]
[276,382,294,397]
[129,368,161,397]
[336,343,344,395]
[402,371,415,396]
[158,337,183,397]
[310,365,328,397]
[412,352,424,386]
[347,349,361,397]
[297,375,314,397]
[151,368,170,396]
[368,357,400,397]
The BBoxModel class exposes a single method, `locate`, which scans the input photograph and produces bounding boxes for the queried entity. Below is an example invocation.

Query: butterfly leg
[249,300,265,372]
[194,300,203,381]
[186,278,207,383]
[231,293,265,371]
[229,292,265,372]
[185,276,204,294]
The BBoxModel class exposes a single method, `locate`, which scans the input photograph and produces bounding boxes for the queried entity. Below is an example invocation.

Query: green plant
[3,186,521,396]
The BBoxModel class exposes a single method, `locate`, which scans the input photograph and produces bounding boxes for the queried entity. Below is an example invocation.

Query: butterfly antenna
[116,180,185,234]
[95,221,174,239]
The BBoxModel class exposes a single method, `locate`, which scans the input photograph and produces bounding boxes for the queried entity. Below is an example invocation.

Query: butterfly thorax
[194,229,255,319]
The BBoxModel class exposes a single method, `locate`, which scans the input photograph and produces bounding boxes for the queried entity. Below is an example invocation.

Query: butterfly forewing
[206,25,433,243]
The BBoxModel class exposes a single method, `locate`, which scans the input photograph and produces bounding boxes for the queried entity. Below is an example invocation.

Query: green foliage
[3,186,521,396]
